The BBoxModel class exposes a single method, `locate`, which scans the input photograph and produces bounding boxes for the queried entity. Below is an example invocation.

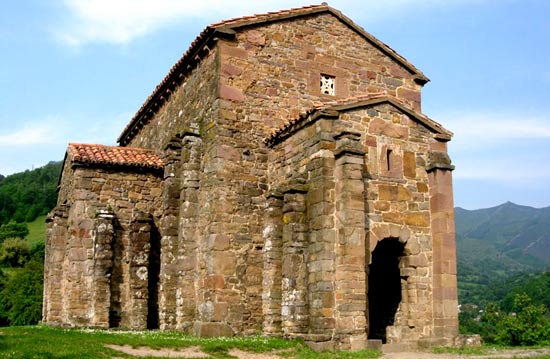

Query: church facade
[43,4,458,350]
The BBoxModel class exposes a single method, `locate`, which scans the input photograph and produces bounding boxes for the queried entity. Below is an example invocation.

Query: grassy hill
[26,215,47,247]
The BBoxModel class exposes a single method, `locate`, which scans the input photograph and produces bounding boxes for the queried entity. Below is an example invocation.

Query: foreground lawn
[0,325,381,359]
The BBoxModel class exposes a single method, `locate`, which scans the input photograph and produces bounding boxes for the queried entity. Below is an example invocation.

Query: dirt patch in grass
[228,348,287,359]
[105,344,210,358]
[105,345,291,359]
[382,348,550,359]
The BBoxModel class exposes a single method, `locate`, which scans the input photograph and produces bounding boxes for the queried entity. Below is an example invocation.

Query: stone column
[159,136,183,329]
[64,204,95,326]
[43,205,69,325]
[90,209,115,328]
[427,150,459,344]
[281,188,309,336]
[305,150,337,344]
[177,133,202,330]
[333,132,368,350]
[262,193,283,335]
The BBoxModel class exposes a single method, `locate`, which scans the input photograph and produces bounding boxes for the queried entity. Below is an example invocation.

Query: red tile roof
[67,143,164,170]
[117,3,429,146]
[264,94,453,147]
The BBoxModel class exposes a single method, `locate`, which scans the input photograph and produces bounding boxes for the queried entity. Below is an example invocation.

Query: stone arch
[367,237,405,342]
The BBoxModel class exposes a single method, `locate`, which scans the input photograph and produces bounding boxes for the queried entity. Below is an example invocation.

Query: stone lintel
[164,135,184,152]
[280,184,309,195]
[212,26,237,39]
[434,133,452,142]
[334,131,365,159]
[334,148,366,159]
[267,191,284,200]
[46,205,70,222]
[333,131,360,141]
[426,151,454,172]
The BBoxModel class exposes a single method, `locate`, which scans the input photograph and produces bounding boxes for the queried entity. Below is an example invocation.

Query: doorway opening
[368,237,404,342]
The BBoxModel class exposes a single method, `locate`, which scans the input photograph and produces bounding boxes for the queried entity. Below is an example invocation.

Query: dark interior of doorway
[368,238,405,342]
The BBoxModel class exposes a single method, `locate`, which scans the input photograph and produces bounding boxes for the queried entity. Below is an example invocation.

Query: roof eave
[118,4,430,146]
[117,27,236,146]
[265,96,453,147]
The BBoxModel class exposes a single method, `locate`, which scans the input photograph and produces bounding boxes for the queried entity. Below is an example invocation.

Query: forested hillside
[0,162,61,326]
[455,202,550,305]
[1,162,550,342]
[0,161,62,225]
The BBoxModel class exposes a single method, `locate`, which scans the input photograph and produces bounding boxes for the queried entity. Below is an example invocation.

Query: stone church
[43,3,459,350]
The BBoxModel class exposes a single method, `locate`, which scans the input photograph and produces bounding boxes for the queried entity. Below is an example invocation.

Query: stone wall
[44,7,458,349]
[43,162,163,329]
[265,101,456,349]
[127,48,219,150]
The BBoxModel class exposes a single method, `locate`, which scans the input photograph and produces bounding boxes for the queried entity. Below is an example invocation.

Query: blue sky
[0,0,548,209]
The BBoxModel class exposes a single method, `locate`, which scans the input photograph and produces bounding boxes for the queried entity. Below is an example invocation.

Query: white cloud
[0,112,131,175]
[438,110,550,183]
[57,0,486,46]
[0,112,129,147]
[0,124,62,146]
[452,114,550,140]
[439,111,550,146]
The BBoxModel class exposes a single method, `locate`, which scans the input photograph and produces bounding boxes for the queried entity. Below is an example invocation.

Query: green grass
[433,345,487,355]
[0,326,381,359]
[25,215,46,247]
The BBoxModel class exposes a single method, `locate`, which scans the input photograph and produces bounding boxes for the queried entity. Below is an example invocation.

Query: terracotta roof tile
[67,143,164,170]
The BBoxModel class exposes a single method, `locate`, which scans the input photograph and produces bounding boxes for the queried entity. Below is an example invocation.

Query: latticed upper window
[320,74,335,95]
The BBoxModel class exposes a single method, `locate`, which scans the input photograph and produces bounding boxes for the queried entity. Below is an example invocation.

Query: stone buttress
[44,3,459,351]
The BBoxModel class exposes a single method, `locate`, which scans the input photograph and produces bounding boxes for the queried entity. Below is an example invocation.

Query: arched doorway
[368,237,405,342]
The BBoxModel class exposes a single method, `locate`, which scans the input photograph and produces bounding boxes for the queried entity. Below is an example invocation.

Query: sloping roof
[67,143,164,170]
[117,3,429,146]
[264,94,453,147]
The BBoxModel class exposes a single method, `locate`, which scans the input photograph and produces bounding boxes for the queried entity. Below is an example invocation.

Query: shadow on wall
[147,223,161,329]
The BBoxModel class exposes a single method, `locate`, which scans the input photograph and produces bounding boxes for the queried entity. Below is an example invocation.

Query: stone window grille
[320,74,335,95]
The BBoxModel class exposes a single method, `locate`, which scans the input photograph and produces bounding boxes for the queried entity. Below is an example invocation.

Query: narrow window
[320,74,335,95]
[386,149,392,172]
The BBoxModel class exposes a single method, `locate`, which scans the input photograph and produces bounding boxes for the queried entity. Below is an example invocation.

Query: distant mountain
[455,202,550,304]
[456,202,550,262]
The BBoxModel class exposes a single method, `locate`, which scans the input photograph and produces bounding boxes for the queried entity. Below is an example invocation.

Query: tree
[0,238,31,267]
[0,258,44,326]
[494,294,550,346]
[0,222,29,243]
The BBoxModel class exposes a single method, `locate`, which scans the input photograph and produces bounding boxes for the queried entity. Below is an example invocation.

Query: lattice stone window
[320,74,335,95]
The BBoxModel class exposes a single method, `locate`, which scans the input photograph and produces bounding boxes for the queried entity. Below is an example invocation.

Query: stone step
[382,343,412,353]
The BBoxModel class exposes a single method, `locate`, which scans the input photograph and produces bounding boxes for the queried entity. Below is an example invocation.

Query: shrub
[0,222,29,243]
[0,258,44,326]
[0,237,31,267]
[492,294,550,346]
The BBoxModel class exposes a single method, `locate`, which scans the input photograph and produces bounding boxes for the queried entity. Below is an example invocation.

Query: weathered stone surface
[44,4,458,351]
